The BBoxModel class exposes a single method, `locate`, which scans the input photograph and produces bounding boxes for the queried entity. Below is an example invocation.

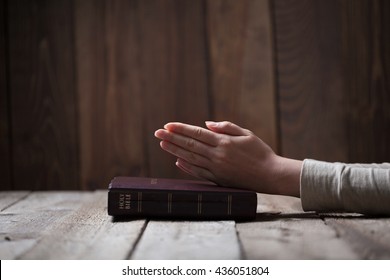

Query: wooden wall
[0,0,389,190]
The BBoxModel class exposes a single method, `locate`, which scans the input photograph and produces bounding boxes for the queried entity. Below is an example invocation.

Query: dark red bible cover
[108,177,257,220]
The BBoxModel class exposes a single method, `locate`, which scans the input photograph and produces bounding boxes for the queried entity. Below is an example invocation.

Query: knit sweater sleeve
[300,159,390,215]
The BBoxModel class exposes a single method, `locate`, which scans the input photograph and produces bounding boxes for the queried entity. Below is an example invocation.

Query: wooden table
[1,191,390,260]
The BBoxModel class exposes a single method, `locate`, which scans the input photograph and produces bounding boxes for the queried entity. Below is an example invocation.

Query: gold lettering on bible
[119,194,131,210]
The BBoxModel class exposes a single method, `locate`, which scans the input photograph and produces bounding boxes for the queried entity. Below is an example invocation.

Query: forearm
[301,159,390,215]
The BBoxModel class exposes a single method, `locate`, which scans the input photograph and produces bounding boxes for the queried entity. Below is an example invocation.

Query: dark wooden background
[1,0,389,190]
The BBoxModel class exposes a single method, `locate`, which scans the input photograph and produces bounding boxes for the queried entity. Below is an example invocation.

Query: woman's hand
[155,121,302,197]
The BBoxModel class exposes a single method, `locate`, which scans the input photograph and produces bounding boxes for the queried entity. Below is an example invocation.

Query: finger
[160,141,210,167]
[205,121,251,136]
[176,158,216,182]
[163,122,219,147]
[155,129,213,159]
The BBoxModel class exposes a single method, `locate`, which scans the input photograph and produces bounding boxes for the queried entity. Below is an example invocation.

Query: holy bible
[108,177,257,220]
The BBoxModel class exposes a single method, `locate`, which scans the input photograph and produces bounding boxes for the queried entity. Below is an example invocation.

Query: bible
[108,177,257,220]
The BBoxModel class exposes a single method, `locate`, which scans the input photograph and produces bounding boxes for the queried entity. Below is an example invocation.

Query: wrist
[271,156,302,197]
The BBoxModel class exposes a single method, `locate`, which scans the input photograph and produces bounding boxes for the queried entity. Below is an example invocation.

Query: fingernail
[205,121,218,127]
[160,141,164,147]
[155,129,166,139]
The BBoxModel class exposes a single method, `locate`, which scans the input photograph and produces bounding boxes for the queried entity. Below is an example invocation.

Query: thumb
[205,121,250,136]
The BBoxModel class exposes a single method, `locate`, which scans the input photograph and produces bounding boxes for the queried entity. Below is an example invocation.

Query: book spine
[108,190,257,220]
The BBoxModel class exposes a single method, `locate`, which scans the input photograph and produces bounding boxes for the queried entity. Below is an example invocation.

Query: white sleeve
[300,159,390,215]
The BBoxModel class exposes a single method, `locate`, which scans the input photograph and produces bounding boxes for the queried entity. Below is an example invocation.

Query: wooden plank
[133,0,210,180]
[0,0,11,189]
[206,0,247,122]
[237,194,358,259]
[273,0,348,161]
[75,0,147,189]
[131,220,240,259]
[8,0,78,190]
[206,0,278,150]
[0,191,30,211]
[322,214,390,259]
[0,191,87,259]
[19,191,146,259]
[240,0,278,150]
[341,0,390,163]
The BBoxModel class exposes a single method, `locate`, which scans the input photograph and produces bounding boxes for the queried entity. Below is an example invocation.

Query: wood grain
[206,0,278,150]
[273,0,348,161]
[322,214,390,259]
[8,0,78,190]
[240,0,278,150]
[206,0,247,122]
[137,0,210,180]
[131,220,241,259]
[0,0,10,189]
[75,0,147,190]
[2,191,390,259]
[0,191,87,259]
[342,0,390,163]
[19,191,146,259]
[237,194,358,259]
